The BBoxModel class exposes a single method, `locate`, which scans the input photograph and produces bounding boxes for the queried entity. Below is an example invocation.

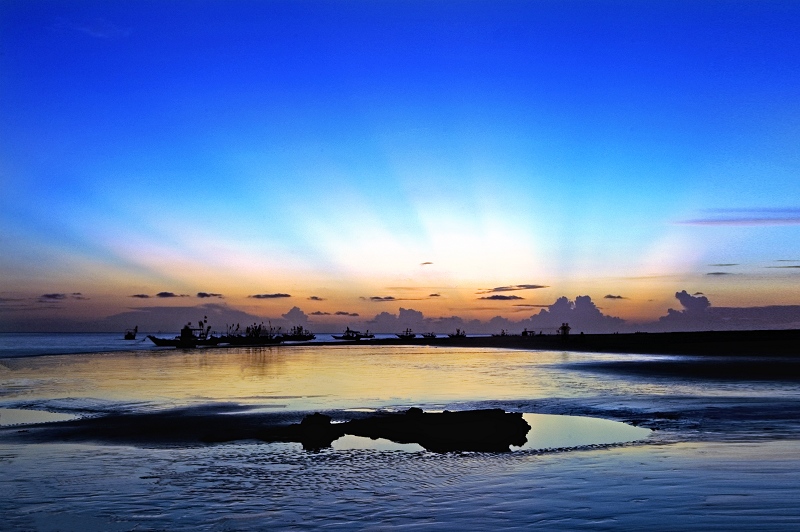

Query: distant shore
[315,329,800,357]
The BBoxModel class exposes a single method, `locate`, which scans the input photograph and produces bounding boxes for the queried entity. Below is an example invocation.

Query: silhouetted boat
[280,325,316,342]
[396,328,416,340]
[147,318,220,348]
[332,327,374,341]
[220,322,283,346]
[448,328,466,338]
[124,326,138,340]
[421,332,437,339]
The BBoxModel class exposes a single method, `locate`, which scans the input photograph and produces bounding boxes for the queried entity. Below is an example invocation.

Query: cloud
[479,294,524,300]
[308,296,325,301]
[156,292,188,298]
[710,264,738,267]
[420,262,433,266]
[361,292,436,302]
[675,290,711,314]
[310,311,331,315]
[197,292,223,298]
[767,266,800,269]
[655,290,800,331]
[39,293,67,301]
[479,284,548,294]
[282,306,309,325]
[693,292,705,296]
[35,293,88,303]
[0,297,36,313]
[249,293,291,299]
[335,311,359,316]
[656,290,712,330]
[526,295,625,334]
[707,272,734,276]
[679,208,800,226]
[604,294,626,299]
[65,17,131,39]
[366,308,429,330]
[130,294,150,299]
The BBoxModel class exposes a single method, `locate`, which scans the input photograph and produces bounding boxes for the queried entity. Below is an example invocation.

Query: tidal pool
[332,413,651,452]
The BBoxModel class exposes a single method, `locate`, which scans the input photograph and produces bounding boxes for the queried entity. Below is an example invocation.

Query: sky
[1,0,799,333]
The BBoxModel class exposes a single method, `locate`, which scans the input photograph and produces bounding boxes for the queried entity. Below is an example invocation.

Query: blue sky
[1,0,799,330]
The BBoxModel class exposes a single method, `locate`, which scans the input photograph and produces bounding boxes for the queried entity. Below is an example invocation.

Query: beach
[2,338,800,530]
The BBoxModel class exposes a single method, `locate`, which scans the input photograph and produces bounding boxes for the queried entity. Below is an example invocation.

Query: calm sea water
[2,335,799,530]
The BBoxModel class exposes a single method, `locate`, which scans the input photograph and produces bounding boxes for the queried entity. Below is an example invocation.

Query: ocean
[1,334,799,530]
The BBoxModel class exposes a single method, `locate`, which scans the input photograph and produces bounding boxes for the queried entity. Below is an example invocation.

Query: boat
[332,327,374,341]
[147,318,221,348]
[396,328,416,340]
[279,325,316,342]
[124,326,138,340]
[421,332,437,339]
[220,322,283,346]
[448,328,466,338]
[222,335,282,346]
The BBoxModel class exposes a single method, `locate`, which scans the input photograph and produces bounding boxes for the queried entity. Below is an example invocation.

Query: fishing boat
[332,327,374,341]
[421,332,437,339]
[124,326,138,340]
[396,328,416,340]
[279,325,316,342]
[220,322,283,346]
[222,335,282,346]
[448,328,467,338]
[147,318,221,348]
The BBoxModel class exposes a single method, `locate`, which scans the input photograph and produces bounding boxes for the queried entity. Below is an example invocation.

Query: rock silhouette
[3,407,531,453]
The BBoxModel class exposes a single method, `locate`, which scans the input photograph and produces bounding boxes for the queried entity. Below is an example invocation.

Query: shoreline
[311,328,800,357]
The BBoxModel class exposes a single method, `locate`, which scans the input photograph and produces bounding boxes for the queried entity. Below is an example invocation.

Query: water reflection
[2,345,793,415]
[330,413,650,452]
[332,434,426,452]
[515,413,650,450]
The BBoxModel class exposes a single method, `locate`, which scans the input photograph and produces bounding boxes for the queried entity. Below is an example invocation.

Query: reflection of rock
[343,408,530,452]
[260,408,531,452]
[253,408,531,451]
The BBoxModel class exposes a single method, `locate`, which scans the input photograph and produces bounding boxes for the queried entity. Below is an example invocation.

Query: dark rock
[2,406,530,453]
[274,413,345,450]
